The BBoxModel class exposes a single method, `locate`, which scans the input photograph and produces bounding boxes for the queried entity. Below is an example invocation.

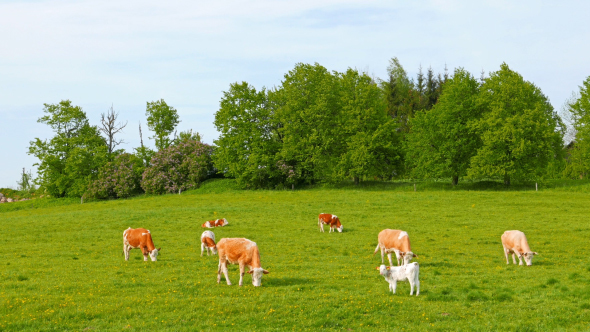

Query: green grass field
[2,179,590,331]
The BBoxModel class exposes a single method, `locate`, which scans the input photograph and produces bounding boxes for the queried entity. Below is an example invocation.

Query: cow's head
[149,248,161,261]
[211,245,218,255]
[522,252,537,266]
[377,264,390,276]
[400,251,417,265]
[247,267,269,286]
[221,218,229,226]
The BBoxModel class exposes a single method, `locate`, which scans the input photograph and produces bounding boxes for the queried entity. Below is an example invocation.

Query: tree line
[25,58,590,197]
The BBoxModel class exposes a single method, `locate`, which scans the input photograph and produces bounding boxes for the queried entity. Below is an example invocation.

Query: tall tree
[468,63,564,185]
[406,68,482,185]
[213,82,281,188]
[380,57,417,132]
[563,76,590,178]
[424,66,440,110]
[99,104,127,157]
[145,99,180,151]
[275,63,343,183]
[336,69,403,184]
[28,100,108,197]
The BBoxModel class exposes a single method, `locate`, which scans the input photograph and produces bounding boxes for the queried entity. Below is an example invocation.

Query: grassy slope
[1,179,590,331]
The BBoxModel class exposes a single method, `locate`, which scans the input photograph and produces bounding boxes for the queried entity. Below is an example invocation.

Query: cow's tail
[373,243,381,256]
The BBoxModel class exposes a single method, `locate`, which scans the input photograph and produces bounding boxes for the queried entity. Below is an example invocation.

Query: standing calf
[501,230,538,266]
[201,231,217,256]
[374,229,416,266]
[377,263,420,296]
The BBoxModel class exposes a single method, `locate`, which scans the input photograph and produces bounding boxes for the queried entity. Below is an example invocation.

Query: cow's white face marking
[402,251,415,265]
[523,252,537,266]
[249,268,268,286]
[398,231,408,239]
[149,249,159,261]
[337,225,343,233]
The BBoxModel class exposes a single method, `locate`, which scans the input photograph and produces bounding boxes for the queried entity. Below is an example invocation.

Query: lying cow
[202,218,229,228]
[123,227,161,262]
[217,238,269,287]
[377,263,420,296]
[201,230,217,256]
[501,230,538,266]
[318,213,343,233]
[374,229,417,266]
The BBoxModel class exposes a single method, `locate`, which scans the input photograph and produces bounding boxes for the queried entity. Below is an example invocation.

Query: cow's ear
[262,269,269,274]
[375,267,380,270]
[157,248,162,251]
[386,266,391,270]
[532,252,538,255]
[413,254,418,258]
[247,270,254,274]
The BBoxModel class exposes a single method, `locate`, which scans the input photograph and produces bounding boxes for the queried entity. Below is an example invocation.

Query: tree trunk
[452,175,458,186]
[504,174,510,186]
[353,176,359,185]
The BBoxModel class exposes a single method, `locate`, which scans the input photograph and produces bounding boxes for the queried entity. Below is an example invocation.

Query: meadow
[1,179,590,331]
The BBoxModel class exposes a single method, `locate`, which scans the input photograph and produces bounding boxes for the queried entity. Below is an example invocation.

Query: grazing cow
[217,238,269,287]
[377,263,420,296]
[123,227,161,262]
[202,218,229,228]
[201,231,217,256]
[318,213,343,233]
[373,229,417,266]
[501,230,538,266]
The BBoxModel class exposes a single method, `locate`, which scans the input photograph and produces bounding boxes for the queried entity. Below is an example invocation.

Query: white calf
[377,263,420,296]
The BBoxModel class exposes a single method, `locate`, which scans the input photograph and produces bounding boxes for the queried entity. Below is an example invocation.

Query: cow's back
[319,214,333,223]
[378,229,411,252]
[502,230,530,253]
[218,238,259,266]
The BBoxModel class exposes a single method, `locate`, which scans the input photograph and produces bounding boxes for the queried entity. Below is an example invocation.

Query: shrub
[141,140,213,194]
[87,154,144,199]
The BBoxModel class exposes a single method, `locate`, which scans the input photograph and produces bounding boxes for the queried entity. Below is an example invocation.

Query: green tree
[406,68,482,185]
[564,76,590,178]
[145,99,180,150]
[468,63,564,185]
[336,69,403,184]
[213,82,281,188]
[28,100,108,197]
[275,63,343,184]
[380,58,419,132]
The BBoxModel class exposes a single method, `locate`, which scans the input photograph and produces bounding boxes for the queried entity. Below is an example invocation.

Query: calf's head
[247,267,270,286]
[401,251,417,265]
[377,265,390,276]
[149,248,161,261]
[221,218,229,226]
[522,252,538,266]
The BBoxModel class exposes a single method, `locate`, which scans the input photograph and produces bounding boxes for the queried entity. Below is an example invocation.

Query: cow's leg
[143,253,149,262]
[387,252,394,267]
[201,243,205,257]
[124,245,129,261]
[512,252,517,265]
[218,260,231,285]
[517,253,524,266]
[394,250,402,266]
[239,263,245,286]
[380,247,385,264]
[503,246,510,264]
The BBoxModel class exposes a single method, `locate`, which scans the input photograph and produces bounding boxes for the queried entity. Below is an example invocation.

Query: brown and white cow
[374,229,416,266]
[501,230,538,266]
[318,213,343,233]
[201,230,217,256]
[217,238,269,287]
[202,218,229,228]
[123,227,161,262]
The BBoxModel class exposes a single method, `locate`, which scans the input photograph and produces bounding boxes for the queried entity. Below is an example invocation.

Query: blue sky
[1,0,589,187]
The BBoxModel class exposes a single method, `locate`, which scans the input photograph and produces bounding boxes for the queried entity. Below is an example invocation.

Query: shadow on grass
[264,277,316,287]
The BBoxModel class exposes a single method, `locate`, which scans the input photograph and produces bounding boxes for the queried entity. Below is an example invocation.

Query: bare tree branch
[99,104,128,155]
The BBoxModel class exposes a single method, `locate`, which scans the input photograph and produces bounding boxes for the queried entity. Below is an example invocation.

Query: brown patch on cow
[124,228,157,253]
[202,236,216,248]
